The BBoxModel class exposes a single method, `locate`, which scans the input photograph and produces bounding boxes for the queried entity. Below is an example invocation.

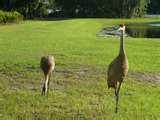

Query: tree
[54,0,150,18]
[14,0,40,18]
[0,0,16,11]
[132,0,150,17]
[0,0,151,18]
[0,0,51,19]
[148,0,160,14]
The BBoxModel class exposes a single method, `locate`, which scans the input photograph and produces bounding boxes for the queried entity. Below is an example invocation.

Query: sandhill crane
[40,55,55,96]
[107,24,129,113]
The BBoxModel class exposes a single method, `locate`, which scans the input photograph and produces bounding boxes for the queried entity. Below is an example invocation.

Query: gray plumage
[107,25,129,113]
[40,55,55,96]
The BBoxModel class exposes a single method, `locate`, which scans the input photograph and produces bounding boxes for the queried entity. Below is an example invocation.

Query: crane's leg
[115,82,122,113]
[41,75,46,96]
[41,83,45,96]
[47,73,52,96]
[45,74,49,95]
[41,74,49,96]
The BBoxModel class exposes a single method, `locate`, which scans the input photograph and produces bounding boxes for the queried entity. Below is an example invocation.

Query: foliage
[14,0,40,19]
[0,0,151,18]
[55,0,150,18]
[0,0,50,19]
[0,10,23,23]
[132,0,150,17]
[148,0,160,14]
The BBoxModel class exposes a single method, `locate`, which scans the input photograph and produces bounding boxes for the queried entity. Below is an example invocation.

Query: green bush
[0,10,23,24]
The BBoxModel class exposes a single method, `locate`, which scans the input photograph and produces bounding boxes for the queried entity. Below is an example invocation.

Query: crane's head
[118,24,125,33]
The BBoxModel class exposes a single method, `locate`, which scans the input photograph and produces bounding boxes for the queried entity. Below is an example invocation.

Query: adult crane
[107,24,129,113]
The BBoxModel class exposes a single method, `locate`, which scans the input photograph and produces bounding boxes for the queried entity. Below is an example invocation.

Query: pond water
[126,23,160,38]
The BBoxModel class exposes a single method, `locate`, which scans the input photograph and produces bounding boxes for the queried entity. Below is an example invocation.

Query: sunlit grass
[0,18,160,119]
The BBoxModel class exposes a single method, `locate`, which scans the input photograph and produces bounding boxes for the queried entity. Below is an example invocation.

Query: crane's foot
[115,106,118,113]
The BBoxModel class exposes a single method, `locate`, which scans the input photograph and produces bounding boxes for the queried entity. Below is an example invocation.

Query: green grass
[0,18,160,119]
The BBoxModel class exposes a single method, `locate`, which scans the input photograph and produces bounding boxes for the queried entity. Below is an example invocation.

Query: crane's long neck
[119,31,125,56]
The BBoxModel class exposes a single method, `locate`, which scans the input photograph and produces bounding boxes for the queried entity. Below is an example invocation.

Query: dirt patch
[129,72,160,83]
[1,64,160,92]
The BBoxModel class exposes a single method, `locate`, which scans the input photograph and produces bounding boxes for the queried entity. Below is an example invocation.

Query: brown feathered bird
[40,55,55,96]
[107,24,129,113]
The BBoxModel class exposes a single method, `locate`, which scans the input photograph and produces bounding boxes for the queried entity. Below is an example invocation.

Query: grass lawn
[0,18,160,120]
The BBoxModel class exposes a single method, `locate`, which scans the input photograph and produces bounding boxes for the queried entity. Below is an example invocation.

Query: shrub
[0,10,23,24]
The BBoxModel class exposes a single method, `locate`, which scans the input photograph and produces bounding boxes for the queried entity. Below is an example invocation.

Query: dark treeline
[55,0,149,18]
[0,0,158,19]
[148,0,160,14]
[0,0,52,19]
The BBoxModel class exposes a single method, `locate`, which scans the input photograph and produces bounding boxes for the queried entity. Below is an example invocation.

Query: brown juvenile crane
[107,24,129,113]
[40,55,55,96]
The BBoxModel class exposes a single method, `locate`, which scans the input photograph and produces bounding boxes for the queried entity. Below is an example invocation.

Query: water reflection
[126,23,160,38]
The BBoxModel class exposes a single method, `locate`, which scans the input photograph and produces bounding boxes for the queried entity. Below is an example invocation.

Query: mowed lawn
[0,18,160,120]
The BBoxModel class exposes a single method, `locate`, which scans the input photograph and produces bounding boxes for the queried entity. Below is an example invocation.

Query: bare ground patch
[129,72,160,83]
[0,65,104,92]
[0,64,160,92]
